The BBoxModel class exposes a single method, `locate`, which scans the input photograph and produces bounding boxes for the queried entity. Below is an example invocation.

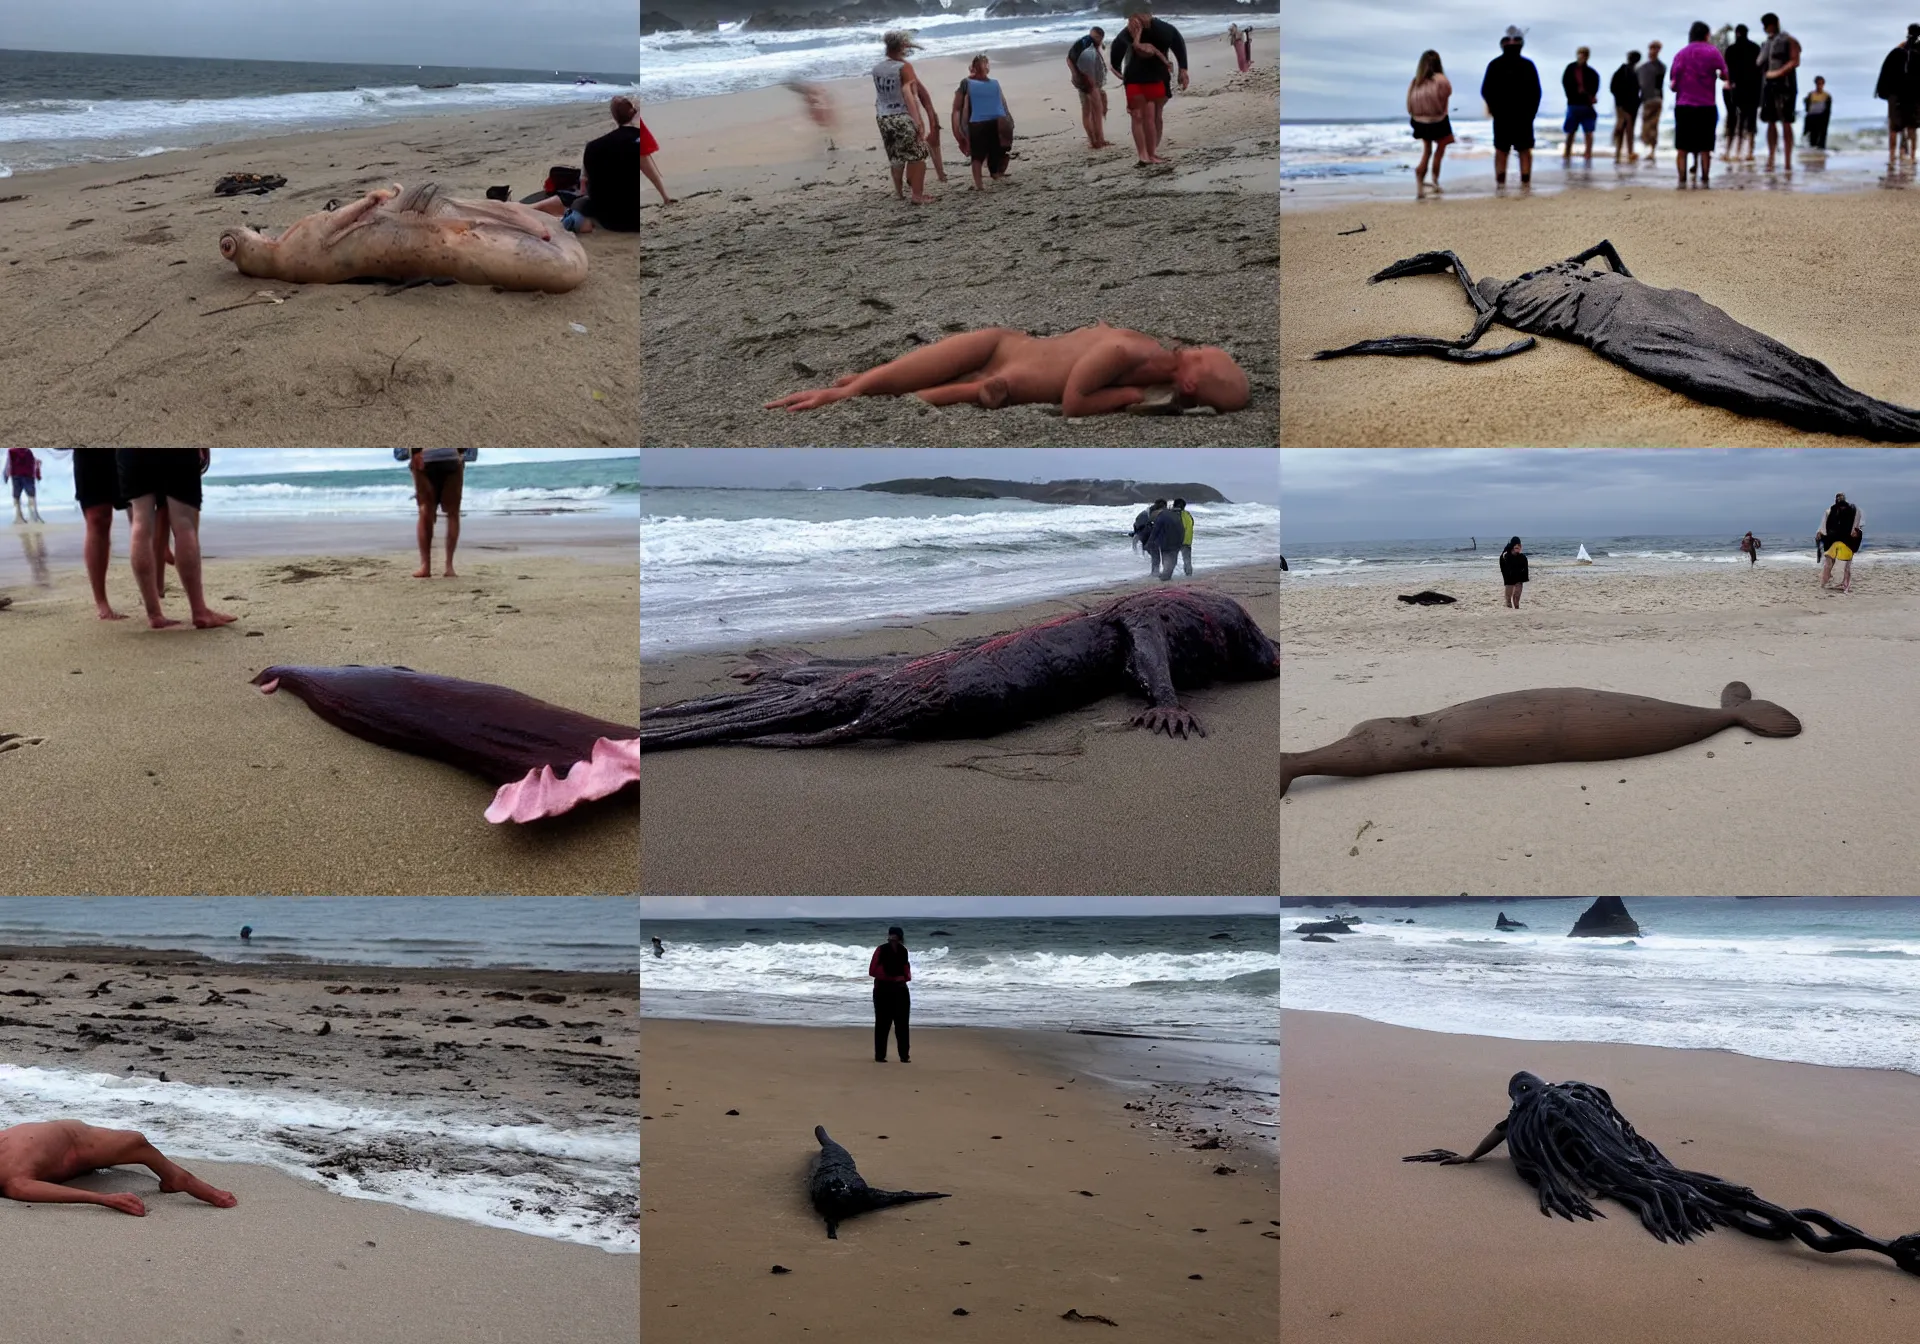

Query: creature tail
[1720,682,1801,737]
[864,1188,952,1209]
[815,1125,832,1146]
[1313,334,1538,362]
[638,685,856,750]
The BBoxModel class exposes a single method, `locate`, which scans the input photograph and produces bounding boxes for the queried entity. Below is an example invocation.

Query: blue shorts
[1563,104,1597,134]
[11,475,34,499]
[561,209,586,232]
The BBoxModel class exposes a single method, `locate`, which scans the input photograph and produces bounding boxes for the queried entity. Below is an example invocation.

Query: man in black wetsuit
[1110,7,1189,165]
[534,96,640,234]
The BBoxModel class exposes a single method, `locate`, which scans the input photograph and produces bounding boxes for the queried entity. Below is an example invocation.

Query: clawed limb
[1565,238,1633,276]
[1403,1122,1510,1166]
[1313,250,1536,363]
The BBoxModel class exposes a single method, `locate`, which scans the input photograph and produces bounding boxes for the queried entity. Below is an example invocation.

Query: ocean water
[639,913,1279,1045]
[640,7,1266,102]
[639,486,1283,654]
[15,450,639,521]
[1281,533,1920,582]
[0,49,636,176]
[1282,897,1920,1075]
[0,896,640,972]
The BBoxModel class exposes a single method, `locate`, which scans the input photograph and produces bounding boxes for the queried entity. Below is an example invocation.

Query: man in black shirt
[1609,49,1643,162]
[1725,24,1763,161]
[1110,7,1189,165]
[534,96,641,233]
[1481,27,1542,186]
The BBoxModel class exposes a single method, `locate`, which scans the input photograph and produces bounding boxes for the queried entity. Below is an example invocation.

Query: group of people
[1130,498,1197,581]
[0,449,478,624]
[1407,16,1917,189]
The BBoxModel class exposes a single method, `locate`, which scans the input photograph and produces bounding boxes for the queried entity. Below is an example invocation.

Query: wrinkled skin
[219,183,589,293]
[809,1127,950,1239]
[1314,241,1920,442]
[1406,1072,1920,1275]
[640,587,1280,750]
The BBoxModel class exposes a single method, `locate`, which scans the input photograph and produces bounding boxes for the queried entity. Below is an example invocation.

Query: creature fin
[1722,683,1801,737]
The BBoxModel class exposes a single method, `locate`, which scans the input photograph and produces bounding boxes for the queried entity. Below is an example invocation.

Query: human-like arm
[900,61,927,137]
[1163,22,1189,85]
[869,948,882,979]
[1118,611,1204,738]
[1061,337,1149,417]
[1404,1119,1510,1165]
[2,1178,146,1214]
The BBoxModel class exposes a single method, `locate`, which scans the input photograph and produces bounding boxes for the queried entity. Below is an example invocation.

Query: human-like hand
[1401,1150,1463,1164]
[1178,70,1190,91]
[100,1192,148,1216]
[1132,706,1206,739]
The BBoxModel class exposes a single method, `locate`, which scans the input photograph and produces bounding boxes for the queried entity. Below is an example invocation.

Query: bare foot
[441,568,458,579]
[192,610,238,629]
[96,604,127,620]
[100,1192,147,1216]
[413,565,432,578]
[149,614,183,630]
[160,1173,237,1208]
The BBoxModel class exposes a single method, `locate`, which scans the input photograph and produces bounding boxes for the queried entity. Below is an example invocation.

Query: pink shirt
[1407,74,1452,121]
[1669,41,1728,107]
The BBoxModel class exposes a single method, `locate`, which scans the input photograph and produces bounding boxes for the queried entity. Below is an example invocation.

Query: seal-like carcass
[1281,681,1799,797]
[1314,242,1920,442]
[252,665,638,823]
[219,183,589,293]
[641,587,1279,749]
[809,1127,950,1239]
[1405,1071,1920,1274]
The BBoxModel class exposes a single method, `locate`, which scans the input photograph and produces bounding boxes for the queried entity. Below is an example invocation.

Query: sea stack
[1495,912,1528,930]
[1293,917,1358,935]
[1568,897,1640,937]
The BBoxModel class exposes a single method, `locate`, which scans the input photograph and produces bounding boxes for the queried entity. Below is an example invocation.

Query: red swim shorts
[1125,81,1168,110]
[639,119,660,156]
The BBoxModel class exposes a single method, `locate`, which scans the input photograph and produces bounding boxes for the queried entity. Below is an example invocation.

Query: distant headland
[857,477,1231,506]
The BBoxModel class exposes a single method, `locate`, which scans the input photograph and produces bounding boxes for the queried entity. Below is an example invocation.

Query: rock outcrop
[1568,896,1640,937]
[1495,912,1528,930]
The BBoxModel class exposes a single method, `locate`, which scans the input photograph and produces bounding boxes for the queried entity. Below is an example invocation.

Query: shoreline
[0,944,637,990]
[641,565,1279,895]
[641,1018,1276,1344]
[1282,1010,1920,1344]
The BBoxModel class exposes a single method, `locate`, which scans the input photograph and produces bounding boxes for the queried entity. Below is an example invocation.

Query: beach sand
[640,31,1278,446]
[1280,564,1920,895]
[0,104,637,448]
[1282,1010,1920,1344]
[640,1019,1277,1344]
[2,525,637,894]
[640,564,1279,895]
[1280,187,1920,446]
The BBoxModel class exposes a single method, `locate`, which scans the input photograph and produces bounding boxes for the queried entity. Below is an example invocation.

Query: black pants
[874,982,910,1061]
[1804,111,1829,149]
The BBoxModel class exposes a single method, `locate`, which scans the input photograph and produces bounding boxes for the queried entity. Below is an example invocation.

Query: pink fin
[485,737,640,824]
[257,678,281,695]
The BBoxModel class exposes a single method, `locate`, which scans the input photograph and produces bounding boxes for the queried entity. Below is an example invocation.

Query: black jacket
[1499,550,1530,585]
[1561,62,1600,106]
[1482,52,1543,120]
[1609,63,1641,109]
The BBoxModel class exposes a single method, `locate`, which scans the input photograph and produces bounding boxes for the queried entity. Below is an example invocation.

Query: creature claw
[1132,707,1205,739]
[1402,1150,1462,1163]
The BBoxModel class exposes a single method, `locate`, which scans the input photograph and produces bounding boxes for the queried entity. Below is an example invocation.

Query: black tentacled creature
[1405,1071,1920,1274]
[641,587,1278,749]
[1314,242,1920,442]
[809,1127,951,1239]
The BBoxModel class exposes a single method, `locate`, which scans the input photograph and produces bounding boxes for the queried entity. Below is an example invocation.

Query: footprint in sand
[0,734,48,754]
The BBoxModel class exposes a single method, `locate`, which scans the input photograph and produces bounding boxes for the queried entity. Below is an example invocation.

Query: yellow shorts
[1826,542,1854,561]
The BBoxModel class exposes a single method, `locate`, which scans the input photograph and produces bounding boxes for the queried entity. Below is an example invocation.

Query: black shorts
[72,448,123,511]
[115,449,203,511]
[1491,115,1535,152]
[968,119,1009,173]
[422,458,461,507]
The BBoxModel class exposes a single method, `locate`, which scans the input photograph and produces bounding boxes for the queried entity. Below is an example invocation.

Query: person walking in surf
[870,927,913,1063]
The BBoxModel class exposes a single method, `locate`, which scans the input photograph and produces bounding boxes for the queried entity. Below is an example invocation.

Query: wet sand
[641,32,1278,446]
[641,564,1280,895]
[0,103,637,448]
[641,1019,1277,1344]
[1283,1010,1920,1344]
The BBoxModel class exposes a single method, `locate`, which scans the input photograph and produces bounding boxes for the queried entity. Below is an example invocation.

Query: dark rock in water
[1209,932,1234,940]
[1293,918,1357,934]
[1569,896,1641,937]
[1397,591,1458,605]
[929,930,952,936]
[1495,912,1528,930]
[1301,933,1338,943]
[641,10,686,33]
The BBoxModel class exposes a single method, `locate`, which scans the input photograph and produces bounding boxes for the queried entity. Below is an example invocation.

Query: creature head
[1507,1071,1549,1104]
[218,227,270,271]
[1173,345,1251,412]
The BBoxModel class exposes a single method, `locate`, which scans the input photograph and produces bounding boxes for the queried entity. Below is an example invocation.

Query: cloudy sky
[11,2,633,73]
[1281,449,1920,541]
[639,450,1280,505]
[179,449,636,477]
[1283,2,1906,120]
[640,897,1279,918]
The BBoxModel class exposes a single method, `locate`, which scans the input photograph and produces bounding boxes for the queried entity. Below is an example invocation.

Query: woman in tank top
[871,31,933,204]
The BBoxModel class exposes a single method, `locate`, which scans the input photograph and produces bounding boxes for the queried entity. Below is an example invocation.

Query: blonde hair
[1411,49,1444,89]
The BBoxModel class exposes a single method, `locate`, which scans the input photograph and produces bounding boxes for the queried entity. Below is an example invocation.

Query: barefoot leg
[915,380,993,406]
[167,504,236,628]
[440,467,463,578]
[842,329,1014,397]
[80,1128,236,1207]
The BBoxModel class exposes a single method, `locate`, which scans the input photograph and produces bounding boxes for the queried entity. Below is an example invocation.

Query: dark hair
[1091,25,1104,36]
[1735,23,1748,35]
[1501,536,1523,555]
[1760,12,1778,26]
[1628,50,1641,64]
[878,931,909,976]
[1173,497,1187,508]
[610,95,636,125]
[1152,498,1167,508]
[1688,21,1710,42]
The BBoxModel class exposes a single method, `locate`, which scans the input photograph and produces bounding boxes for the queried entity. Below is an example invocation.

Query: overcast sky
[1283,2,1907,121]
[1281,450,1920,541]
[639,897,1280,918]
[183,449,636,477]
[639,450,1280,505]
[10,2,634,73]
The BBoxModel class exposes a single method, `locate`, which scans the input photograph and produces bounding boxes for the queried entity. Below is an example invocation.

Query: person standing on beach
[72,449,130,620]
[1819,493,1860,592]
[406,448,476,579]
[1637,42,1668,164]
[1876,25,1920,165]
[910,75,951,184]
[1229,23,1252,73]
[955,55,1012,190]
[1110,8,1189,166]
[1803,75,1832,150]
[1136,498,1166,568]
[117,450,233,631]
[873,32,934,205]
[1670,23,1730,187]
[1723,24,1763,161]
[1561,46,1601,162]
[870,927,912,1063]
[1408,51,1455,188]
[1482,27,1542,187]
[1757,13,1801,172]
[1151,501,1187,581]
[1499,536,1529,609]
[1131,500,1156,555]
[1610,50,1643,162]
[0,1119,237,1216]
[1740,531,1762,565]
[5,449,43,526]
[1068,27,1112,149]
[1174,498,1195,577]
